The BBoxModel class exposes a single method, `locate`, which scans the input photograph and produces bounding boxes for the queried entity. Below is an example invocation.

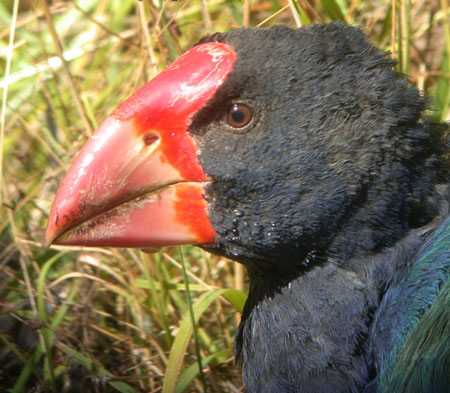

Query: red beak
[45,43,236,248]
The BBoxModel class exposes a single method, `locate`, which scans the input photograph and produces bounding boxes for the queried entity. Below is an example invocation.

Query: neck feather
[235,229,426,393]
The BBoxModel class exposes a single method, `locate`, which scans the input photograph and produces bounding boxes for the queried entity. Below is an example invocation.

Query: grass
[1,0,449,392]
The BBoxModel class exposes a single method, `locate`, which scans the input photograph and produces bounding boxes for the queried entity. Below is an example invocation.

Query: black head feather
[188,23,450,393]
[189,23,449,276]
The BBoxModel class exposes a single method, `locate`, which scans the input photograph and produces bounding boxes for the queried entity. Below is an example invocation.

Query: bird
[45,23,450,393]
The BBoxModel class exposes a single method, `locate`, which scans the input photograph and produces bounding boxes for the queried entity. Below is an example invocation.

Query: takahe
[46,23,450,393]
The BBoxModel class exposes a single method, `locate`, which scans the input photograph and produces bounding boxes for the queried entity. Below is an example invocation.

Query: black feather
[188,23,450,393]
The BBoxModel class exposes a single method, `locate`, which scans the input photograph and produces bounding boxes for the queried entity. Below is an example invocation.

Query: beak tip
[44,225,56,248]
[45,208,63,248]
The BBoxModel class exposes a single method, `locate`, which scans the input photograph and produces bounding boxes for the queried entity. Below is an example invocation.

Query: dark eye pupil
[231,108,245,124]
[227,104,252,128]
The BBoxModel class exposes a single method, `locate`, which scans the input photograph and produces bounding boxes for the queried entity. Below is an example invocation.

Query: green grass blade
[436,0,450,121]
[320,0,346,20]
[13,346,45,393]
[377,4,392,46]
[436,47,450,121]
[37,252,66,324]
[221,288,247,313]
[59,345,138,393]
[175,349,232,393]
[0,333,33,372]
[108,381,140,393]
[290,0,311,25]
[179,248,206,391]
[36,252,67,385]
[50,279,80,330]
[162,288,229,393]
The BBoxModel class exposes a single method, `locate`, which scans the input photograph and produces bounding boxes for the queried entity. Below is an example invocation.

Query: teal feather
[378,217,450,393]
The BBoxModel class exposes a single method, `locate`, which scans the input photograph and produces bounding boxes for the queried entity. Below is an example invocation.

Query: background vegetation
[1,0,449,392]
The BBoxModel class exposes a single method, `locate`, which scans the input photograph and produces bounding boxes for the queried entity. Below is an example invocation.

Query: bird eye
[226,104,252,128]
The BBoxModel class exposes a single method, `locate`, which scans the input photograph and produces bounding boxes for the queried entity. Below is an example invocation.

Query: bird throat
[233,221,444,393]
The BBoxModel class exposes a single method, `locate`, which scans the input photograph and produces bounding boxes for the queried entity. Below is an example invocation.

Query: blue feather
[378,217,450,392]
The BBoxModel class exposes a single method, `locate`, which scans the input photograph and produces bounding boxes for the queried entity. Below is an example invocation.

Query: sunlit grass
[1,0,449,392]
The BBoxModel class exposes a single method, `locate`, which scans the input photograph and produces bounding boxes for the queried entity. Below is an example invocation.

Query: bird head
[46,23,448,274]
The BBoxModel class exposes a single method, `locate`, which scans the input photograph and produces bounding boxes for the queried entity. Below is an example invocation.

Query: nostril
[143,132,159,146]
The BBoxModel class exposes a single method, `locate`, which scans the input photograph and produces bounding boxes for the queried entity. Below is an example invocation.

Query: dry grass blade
[38,0,93,136]
[0,0,19,208]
